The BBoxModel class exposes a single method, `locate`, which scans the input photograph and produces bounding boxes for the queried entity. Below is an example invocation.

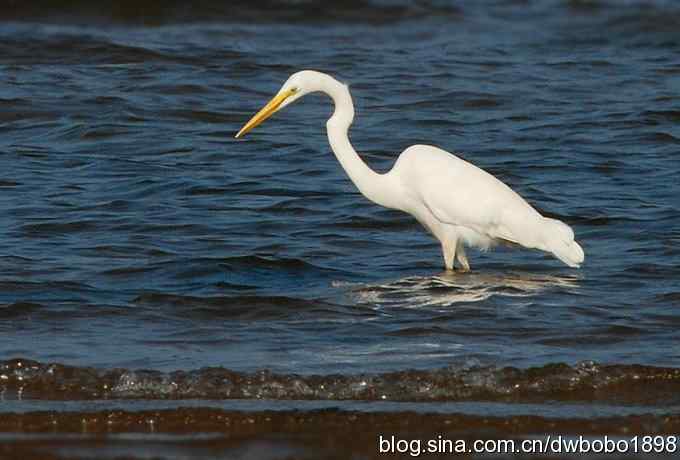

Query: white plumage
[390,145,584,269]
[236,70,584,271]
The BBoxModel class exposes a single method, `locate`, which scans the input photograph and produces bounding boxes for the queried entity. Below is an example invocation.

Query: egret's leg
[441,239,457,271]
[456,241,470,272]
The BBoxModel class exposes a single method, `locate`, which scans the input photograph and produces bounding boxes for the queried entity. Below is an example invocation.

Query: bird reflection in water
[346,272,581,309]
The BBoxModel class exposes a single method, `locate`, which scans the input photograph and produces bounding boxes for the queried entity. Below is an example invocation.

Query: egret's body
[236,70,584,271]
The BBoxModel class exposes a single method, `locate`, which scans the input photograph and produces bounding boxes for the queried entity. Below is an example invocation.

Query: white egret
[235,70,584,271]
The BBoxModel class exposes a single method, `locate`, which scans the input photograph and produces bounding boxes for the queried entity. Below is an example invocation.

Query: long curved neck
[319,76,402,210]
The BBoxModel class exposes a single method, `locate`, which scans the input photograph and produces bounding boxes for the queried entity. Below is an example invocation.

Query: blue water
[0,1,679,379]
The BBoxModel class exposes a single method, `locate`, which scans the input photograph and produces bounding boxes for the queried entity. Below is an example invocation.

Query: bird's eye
[292,87,300,93]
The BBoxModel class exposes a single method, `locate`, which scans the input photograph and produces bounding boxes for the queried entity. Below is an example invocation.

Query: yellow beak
[235,89,296,139]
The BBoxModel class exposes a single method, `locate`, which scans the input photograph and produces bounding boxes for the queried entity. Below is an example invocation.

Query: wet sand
[1,408,679,459]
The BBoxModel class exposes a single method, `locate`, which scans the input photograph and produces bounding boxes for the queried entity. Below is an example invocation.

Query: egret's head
[235,70,321,139]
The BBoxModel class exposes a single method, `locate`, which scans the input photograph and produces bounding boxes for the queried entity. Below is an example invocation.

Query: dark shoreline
[4,407,679,435]
[2,408,679,459]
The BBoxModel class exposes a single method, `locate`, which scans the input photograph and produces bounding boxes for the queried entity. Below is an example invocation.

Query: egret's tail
[540,218,585,268]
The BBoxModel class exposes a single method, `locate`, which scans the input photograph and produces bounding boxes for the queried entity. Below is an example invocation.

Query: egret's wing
[399,145,542,246]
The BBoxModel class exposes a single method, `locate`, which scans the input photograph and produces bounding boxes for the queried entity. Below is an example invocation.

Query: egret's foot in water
[443,265,470,273]
[456,242,470,272]
[442,240,457,272]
